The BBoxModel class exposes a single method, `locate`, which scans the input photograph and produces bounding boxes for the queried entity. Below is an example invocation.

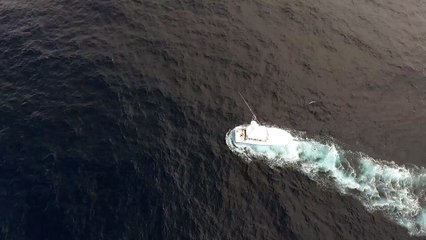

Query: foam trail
[225,127,426,236]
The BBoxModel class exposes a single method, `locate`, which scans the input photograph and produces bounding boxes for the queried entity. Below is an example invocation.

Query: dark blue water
[1,0,426,239]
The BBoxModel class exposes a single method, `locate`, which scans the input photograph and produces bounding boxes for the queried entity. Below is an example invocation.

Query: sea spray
[225,126,426,236]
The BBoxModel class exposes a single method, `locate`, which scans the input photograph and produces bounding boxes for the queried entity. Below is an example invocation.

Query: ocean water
[1,0,426,239]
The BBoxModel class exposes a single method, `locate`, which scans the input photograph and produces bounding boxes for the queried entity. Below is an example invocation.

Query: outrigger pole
[239,92,258,122]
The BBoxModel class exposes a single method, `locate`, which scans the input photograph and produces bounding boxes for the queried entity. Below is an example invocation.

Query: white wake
[226,125,426,236]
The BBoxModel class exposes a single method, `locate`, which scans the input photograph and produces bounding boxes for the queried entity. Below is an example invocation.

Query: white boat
[234,120,293,146]
[234,93,294,146]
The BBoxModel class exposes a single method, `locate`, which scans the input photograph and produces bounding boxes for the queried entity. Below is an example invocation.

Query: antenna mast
[239,92,258,122]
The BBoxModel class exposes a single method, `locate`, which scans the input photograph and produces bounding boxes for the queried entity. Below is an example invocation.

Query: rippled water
[2,0,426,239]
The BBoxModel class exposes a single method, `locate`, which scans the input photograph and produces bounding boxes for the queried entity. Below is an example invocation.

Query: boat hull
[233,124,293,146]
[226,125,300,162]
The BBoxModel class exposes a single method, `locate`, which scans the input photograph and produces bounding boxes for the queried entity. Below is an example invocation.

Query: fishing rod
[239,92,258,122]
